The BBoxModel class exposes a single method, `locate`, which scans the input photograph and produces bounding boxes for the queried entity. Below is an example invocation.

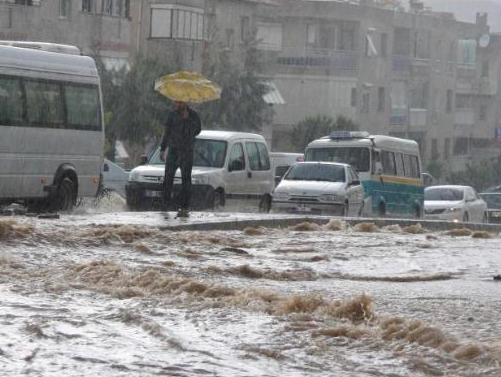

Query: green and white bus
[0,43,104,211]
[305,131,424,218]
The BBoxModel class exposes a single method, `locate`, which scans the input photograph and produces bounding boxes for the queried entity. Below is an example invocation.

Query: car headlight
[128,170,140,182]
[446,207,462,213]
[273,192,290,201]
[319,194,344,202]
[192,175,210,185]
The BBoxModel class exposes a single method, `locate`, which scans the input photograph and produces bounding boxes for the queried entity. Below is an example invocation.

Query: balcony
[454,109,475,125]
[277,48,358,71]
[392,55,430,75]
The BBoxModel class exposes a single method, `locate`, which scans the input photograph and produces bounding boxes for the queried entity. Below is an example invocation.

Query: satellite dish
[479,34,490,48]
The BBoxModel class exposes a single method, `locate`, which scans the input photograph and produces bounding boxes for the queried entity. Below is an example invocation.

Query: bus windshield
[305,147,370,172]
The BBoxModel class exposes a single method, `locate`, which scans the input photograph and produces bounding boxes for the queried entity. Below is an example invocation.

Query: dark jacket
[160,107,201,153]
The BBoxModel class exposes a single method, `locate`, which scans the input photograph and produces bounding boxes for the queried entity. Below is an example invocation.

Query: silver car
[271,162,364,216]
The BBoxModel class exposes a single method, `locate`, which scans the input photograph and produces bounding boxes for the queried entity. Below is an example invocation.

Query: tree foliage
[448,153,501,191]
[291,115,359,152]
[199,35,273,132]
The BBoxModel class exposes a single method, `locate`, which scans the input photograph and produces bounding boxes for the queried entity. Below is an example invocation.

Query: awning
[262,81,285,105]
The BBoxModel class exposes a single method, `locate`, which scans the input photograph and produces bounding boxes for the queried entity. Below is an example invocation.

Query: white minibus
[305,131,424,218]
[0,43,104,211]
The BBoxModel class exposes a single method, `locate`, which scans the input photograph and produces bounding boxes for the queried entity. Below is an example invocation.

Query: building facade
[0,0,132,69]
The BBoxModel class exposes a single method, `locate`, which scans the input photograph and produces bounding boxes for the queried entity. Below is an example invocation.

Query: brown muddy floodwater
[1,212,501,377]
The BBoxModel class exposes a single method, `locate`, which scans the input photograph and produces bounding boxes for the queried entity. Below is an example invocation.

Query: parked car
[271,161,364,216]
[479,192,501,223]
[101,159,129,198]
[125,130,274,211]
[269,152,303,187]
[424,185,488,223]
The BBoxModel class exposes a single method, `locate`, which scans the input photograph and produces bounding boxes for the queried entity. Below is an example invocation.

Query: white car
[424,185,488,223]
[101,159,129,198]
[271,162,364,216]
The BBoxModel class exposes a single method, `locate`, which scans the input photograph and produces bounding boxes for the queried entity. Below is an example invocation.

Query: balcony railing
[277,48,358,71]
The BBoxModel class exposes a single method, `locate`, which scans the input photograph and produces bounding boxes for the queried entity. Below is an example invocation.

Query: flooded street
[1,201,501,376]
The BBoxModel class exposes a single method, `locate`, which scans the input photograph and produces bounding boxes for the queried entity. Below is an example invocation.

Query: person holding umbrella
[155,71,221,218]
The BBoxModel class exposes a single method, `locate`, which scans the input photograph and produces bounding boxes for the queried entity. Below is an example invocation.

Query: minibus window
[381,150,396,175]
[305,147,370,172]
[0,76,23,125]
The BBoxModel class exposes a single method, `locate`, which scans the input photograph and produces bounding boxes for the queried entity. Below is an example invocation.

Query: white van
[0,43,104,211]
[126,130,274,212]
[270,152,303,187]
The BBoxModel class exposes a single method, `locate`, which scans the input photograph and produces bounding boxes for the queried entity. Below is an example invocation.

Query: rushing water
[1,203,501,376]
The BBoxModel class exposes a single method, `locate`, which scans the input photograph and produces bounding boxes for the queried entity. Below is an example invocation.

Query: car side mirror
[350,179,360,186]
[140,155,148,165]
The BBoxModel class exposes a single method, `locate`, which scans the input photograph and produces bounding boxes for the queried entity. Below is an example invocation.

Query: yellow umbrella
[154,71,221,104]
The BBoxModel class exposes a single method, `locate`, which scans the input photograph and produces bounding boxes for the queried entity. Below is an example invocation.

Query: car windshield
[480,194,501,209]
[425,187,464,201]
[305,147,370,172]
[284,163,345,182]
[149,139,227,168]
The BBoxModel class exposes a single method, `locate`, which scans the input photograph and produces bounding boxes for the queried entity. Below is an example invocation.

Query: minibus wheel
[378,202,386,217]
[53,177,77,211]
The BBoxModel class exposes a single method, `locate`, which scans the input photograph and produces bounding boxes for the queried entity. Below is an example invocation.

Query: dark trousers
[163,147,193,210]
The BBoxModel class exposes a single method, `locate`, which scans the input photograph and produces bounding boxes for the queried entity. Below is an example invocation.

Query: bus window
[381,150,396,175]
[305,147,370,172]
[395,152,405,176]
[403,154,420,177]
[371,149,381,174]
[0,76,23,125]
[410,155,421,177]
[65,84,101,130]
[25,79,64,126]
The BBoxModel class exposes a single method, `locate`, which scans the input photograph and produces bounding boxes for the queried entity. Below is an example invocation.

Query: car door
[464,187,480,221]
[244,140,273,197]
[472,189,486,221]
[347,166,364,215]
[225,141,248,196]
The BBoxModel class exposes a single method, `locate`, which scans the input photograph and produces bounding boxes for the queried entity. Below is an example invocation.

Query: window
[60,0,70,18]
[240,16,250,41]
[482,60,489,77]
[362,92,370,113]
[378,87,385,112]
[307,24,336,50]
[457,39,476,65]
[453,137,469,156]
[193,140,227,168]
[410,82,428,109]
[338,27,356,51]
[256,22,282,51]
[124,0,130,18]
[103,0,112,15]
[0,76,23,125]
[256,143,270,170]
[479,105,487,121]
[25,80,64,126]
[245,142,270,171]
[431,139,438,159]
[446,89,453,112]
[112,0,121,17]
[393,27,411,56]
[150,6,204,40]
[65,84,101,129]
[350,87,357,108]
[444,138,450,160]
[305,147,370,172]
[82,0,92,12]
[380,33,388,57]
[381,151,396,175]
[403,154,420,178]
[395,152,405,176]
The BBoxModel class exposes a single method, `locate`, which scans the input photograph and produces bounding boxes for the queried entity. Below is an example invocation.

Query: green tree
[448,153,501,191]
[199,34,273,132]
[291,114,359,152]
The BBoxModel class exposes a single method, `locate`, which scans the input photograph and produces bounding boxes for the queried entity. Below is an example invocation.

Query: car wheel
[462,212,469,223]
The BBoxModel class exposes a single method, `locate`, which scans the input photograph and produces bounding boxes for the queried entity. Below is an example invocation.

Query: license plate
[296,204,311,212]
[144,190,162,198]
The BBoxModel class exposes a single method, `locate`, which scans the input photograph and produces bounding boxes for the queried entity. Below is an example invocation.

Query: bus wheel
[378,202,386,217]
[52,177,77,211]
[259,195,271,213]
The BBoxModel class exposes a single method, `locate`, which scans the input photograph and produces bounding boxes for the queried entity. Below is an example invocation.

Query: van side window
[410,155,420,178]
[246,142,270,171]
[395,152,405,176]
[25,79,64,126]
[228,143,245,171]
[381,150,396,175]
[65,83,101,130]
[256,142,270,170]
[0,76,23,125]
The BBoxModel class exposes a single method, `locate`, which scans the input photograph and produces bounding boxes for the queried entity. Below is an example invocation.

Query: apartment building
[0,0,132,69]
